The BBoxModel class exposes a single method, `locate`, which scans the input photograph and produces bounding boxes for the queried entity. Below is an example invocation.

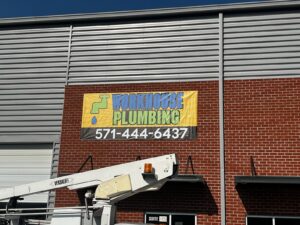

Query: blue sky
[0,0,264,18]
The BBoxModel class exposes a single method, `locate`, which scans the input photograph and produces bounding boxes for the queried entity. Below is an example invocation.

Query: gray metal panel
[0,144,53,203]
[68,17,219,84]
[224,11,300,79]
[0,135,60,144]
[0,26,70,136]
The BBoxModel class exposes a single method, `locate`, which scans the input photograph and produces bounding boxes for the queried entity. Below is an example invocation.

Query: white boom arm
[0,154,177,201]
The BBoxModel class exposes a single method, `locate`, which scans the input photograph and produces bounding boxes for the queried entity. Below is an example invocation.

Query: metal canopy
[169,174,205,184]
[235,176,300,186]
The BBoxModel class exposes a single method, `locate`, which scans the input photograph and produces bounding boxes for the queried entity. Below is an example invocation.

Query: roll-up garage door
[0,143,53,203]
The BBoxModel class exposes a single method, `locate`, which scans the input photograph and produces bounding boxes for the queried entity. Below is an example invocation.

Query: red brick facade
[57,79,300,225]
[225,79,300,224]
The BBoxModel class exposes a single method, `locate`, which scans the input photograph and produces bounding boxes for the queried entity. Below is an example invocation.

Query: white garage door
[0,143,53,203]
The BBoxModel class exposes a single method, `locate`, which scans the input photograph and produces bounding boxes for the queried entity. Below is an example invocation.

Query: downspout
[219,12,226,225]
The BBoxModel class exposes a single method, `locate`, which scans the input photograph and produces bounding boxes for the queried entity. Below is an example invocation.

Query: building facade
[0,1,300,224]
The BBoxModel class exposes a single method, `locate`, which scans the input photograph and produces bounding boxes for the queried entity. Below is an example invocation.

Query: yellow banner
[81,91,198,128]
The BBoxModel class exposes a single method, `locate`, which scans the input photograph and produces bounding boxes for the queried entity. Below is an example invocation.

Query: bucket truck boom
[0,154,178,225]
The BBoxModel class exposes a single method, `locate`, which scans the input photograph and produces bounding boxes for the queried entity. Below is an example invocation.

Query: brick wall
[57,78,300,225]
[225,79,300,225]
[57,81,220,225]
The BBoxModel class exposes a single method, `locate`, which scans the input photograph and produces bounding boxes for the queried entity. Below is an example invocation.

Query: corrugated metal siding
[224,11,300,78]
[68,17,220,84]
[1,12,300,137]
[0,144,53,203]
[0,26,70,136]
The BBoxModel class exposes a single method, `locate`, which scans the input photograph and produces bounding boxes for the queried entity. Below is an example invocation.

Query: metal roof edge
[0,0,300,26]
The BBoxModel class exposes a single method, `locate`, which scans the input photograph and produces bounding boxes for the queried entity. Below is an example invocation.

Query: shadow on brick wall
[236,184,300,216]
[117,182,218,215]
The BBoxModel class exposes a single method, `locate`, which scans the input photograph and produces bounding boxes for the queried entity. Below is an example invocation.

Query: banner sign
[81,91,198,140]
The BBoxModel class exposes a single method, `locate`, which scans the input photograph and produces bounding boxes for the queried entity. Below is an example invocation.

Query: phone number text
[95,128,190,140]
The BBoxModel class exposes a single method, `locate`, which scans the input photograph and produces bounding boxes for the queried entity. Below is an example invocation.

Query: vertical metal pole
[65,25,73,85]
[219,12,226,225]
[47,141,57,220]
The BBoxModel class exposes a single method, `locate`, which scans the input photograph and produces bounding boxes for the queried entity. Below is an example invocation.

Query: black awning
[169,174,205,184]
[235,176,300,186]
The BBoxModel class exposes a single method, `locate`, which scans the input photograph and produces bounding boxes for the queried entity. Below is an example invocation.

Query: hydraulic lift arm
[0,154,177,201]
[0,154,178,225]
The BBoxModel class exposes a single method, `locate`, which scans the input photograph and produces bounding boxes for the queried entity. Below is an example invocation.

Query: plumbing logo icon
[90,95,109,125]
